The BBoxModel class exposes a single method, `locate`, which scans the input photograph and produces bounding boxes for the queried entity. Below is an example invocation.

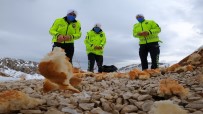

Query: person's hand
[64,35,72,41]
[137,32,143,36]
[97,46,102,50]
[57,35,64,43]
[94,46,102,50]
[142,31,149,37]
[94,46,98,50]
[137,31,149,37]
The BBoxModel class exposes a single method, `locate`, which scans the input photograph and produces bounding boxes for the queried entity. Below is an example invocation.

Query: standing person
[49,10,82,64]
[84,24,106,73]
[133,14,161,70]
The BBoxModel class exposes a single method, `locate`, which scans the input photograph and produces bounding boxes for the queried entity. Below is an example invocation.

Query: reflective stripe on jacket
[84,30,106,55]
[49,17,82,43]
[133,20,161,44]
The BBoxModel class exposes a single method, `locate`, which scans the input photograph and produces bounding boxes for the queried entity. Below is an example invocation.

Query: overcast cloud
[0,0,203,70]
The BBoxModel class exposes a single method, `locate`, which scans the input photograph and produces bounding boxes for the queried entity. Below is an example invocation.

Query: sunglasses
[136,16,143,19]
[68,13,76,16]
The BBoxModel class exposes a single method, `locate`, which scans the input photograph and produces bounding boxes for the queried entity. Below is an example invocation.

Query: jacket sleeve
[49,19,60,38]
[84,32,94,49]
[72,21,82,40]
[100,33,106,48]
[149,21,161,35]
[133,24,140,38]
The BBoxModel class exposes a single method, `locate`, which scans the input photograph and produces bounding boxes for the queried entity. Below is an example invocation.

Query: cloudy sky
[0,0,203,70]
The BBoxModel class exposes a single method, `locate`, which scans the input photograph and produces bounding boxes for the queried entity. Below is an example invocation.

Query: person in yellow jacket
[133,14,161,70]
[84,24,106,73]
[49,10,82,64]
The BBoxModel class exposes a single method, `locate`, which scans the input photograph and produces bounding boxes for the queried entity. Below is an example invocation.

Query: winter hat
[94,23,101,28]
[136,14,144,18]
[67,10,77,17]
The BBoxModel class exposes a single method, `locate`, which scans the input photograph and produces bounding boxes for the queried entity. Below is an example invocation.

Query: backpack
[101,65,118,72]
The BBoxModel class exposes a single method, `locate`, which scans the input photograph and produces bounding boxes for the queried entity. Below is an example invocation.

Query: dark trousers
[52,42,74,64]
[88,53,103,73]
[139,42,160,70]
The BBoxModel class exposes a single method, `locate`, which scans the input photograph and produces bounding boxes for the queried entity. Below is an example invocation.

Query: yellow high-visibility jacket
[49,17,82,43]
[84,30,106,55]
[133,20,161,44]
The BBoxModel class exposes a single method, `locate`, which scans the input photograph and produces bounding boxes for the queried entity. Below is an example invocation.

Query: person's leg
[52,42,62,51]
[95,55,103,73]
[64,43,74,64]
[87,53,95,72]
[149,42,160,69]
[139,44,149,70]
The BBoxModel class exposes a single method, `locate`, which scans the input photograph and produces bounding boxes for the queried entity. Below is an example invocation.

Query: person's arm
[49,19,60,38]
[84,32,94,49]
[100,33,106,49]
[71,21,82,40]
[133,24,140,38]
[148,20,161,35]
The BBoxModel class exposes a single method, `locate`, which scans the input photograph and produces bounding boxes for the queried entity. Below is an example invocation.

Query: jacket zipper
[65,22,69,43]
[141,22,148,44]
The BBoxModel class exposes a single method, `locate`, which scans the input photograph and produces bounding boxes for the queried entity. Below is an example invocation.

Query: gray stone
[59,98,70,106]
[141,100,154,112]
[132,93,140,100]
[137,111,147,114]
[69,97,79,105]
[187,97,202,101]
[112,110,120,114]
[46,99,59,106]
[79,103,95,111]
[91,107,111,114]
[120,105,138,114]
[92,100,100,106]
[101,80,108,88]
[124,99,130,105]
[138,95,152,101]
[193,100,203,104]
[116,97,123,104]
[194,88,203,91]
[100,92,113,100]
[171,96,181,104]
[134,101,144,109]
[113,104,124,111]
[125,112,138,114]
[139,89,148,94]
[92,94,102,100]
[123,92,133,99]
[45,108,64,114]
[78,97,91,103]
[128,99,137,105]
[22,87,34,94]
[102,101,113,112]
[20,110,42,114]
[185,108,197,112]
[191,111,203,114]
[186,103,203,109]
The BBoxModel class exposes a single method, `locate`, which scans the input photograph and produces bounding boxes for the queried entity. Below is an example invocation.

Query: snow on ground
[198,45,203,51]
[0,77,19,82]
[0,68,44,82]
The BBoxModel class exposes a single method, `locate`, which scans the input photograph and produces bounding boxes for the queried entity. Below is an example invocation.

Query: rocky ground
[0,66,203,114]
[0,46,202,114]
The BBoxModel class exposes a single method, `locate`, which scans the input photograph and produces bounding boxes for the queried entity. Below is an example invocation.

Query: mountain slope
[118,62,170,72]
[0,58,43,81]
[0,57,39,74]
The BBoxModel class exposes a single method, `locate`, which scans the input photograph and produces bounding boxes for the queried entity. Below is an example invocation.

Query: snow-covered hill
[0,57,170,81]
[0,58,43,81]
[118,62,170,72]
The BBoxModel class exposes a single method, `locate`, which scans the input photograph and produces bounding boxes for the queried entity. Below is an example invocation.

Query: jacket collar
[63,16,77,24]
